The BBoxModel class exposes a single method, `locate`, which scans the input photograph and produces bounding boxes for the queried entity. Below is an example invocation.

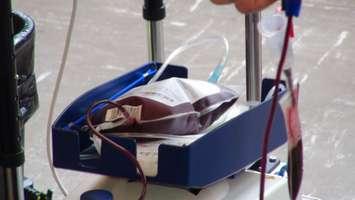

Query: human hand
[211,0,277,13]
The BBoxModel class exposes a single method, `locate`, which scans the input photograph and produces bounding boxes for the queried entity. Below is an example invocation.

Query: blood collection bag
[92,77,238,136]
[279,84,303,199]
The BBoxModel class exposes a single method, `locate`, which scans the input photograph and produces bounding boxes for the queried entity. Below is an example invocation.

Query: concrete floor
[12,0,355,199]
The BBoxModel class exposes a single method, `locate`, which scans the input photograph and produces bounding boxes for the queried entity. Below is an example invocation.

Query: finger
[234,0,277,13]
[210,0,234,5]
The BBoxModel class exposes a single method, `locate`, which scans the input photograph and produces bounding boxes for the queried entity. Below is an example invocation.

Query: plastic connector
[282,0,302,17]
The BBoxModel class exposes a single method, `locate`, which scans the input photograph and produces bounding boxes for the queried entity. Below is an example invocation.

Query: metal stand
[143,0,166,62]
[1,167,24,200]
[245,12,262,103]
[146,20,165,62]
[0,0,25,199]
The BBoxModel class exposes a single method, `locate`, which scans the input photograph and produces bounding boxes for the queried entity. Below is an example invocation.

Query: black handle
[143,0,166,21]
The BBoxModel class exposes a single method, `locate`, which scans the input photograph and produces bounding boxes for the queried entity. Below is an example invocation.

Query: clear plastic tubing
[259,13,295,99]
[148,35,230,84]
[258,13,294,70]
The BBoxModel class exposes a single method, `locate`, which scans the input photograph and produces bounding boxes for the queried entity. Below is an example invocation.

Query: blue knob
[80,190,113,200]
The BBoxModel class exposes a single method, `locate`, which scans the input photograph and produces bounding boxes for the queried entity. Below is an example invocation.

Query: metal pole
[245,12,262,103]
[0,0,25,199]
[143,0,166,62]
[146,20,165,62]
[2,167,24,200]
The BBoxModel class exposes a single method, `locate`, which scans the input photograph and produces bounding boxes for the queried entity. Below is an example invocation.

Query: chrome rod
[2,167,24,200]
[245,12,262,103]
[146,20,165,62]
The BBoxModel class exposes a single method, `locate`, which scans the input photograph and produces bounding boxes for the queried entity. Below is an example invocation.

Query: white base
[66,170,289,200]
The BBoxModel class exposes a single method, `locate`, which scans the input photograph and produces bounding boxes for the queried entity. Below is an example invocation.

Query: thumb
[210,0,234,5]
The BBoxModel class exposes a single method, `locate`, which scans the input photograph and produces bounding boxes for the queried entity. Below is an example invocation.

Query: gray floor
[13,0,355,199]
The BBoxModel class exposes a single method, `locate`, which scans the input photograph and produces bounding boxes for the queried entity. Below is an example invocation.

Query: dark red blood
[288,140,303,200]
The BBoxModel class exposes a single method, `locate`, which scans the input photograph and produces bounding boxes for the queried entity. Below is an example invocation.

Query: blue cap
[80,190,113,200]
[282,0,302,17]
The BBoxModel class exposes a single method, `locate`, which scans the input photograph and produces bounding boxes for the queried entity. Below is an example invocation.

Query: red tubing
[86,100,147,200]
[259,16,293,200]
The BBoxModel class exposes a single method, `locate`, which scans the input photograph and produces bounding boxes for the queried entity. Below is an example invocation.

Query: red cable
[86,100,147,200]
[259,16,293,200]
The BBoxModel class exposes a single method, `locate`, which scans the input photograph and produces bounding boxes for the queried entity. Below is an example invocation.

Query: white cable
[148,35,230,84]
[208,36,229,83]
[46,0,78,196]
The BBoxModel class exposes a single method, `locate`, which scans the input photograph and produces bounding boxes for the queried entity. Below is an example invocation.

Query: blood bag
[92,77,238,136]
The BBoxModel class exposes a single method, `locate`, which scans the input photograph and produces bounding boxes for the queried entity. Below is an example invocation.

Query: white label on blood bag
[105,105,142,121]
[121,78,221,107]
[122,78,189,107]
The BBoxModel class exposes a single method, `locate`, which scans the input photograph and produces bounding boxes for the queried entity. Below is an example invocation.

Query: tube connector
[282,0,302,17]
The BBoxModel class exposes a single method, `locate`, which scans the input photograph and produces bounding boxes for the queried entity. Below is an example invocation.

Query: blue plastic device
[282,0,302,17]
[52,62,287,189]
[80,190,113,200]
